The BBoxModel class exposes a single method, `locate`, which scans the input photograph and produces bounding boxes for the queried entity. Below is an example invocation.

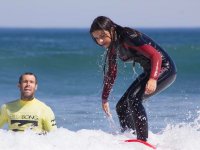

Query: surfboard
[124,139,156,149]
[106,116,156,149]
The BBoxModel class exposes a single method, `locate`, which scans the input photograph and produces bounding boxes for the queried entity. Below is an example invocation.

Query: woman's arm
[123,36,162,94]
[124,42,162,80]
[102,49,117,103]
[138,44,162,80]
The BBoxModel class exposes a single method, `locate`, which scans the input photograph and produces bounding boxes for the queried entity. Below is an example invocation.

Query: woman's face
[92,30,112,49]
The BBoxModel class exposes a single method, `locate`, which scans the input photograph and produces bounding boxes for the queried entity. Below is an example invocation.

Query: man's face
[18,75,37,100]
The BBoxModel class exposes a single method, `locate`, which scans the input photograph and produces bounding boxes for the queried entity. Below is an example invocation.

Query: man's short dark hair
[18,72,38,84]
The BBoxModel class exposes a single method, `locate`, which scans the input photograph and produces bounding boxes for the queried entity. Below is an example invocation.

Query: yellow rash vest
[0,98,57,133]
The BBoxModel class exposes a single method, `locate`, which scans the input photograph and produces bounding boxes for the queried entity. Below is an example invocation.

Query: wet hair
[90,16,140,43]
[90,16,115,34]
[90,16,118,75]
[90,16,140,75]
[18,72,38,84]
[90,16,117,44]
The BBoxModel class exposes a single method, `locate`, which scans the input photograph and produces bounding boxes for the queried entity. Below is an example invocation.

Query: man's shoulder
[4,99,20,106]
[0,99,20,111]
[34,98,55,116]
[34,98,52,109]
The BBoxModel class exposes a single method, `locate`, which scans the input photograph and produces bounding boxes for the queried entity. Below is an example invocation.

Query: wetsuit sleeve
[124,36,162,80]
[102,50,117,103]
[0,104,8,128]
[137,45,162,79]
[43,106,57,132]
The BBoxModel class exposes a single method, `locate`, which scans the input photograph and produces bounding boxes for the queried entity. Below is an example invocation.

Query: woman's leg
[126,74,149,141]
[115,95,135,132]
[116,68,176,141]
[116,73,149,140]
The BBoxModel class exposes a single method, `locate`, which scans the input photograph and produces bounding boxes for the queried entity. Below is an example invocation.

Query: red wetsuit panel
[124,43,162,80]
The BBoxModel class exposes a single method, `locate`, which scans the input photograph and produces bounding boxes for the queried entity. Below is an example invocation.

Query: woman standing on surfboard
[90,16,177,141]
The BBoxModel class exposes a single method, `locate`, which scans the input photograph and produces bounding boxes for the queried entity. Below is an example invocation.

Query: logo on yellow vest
[10,114,38,120]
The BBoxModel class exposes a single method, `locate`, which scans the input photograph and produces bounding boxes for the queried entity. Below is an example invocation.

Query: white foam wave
[0,111,200,150]
[155,111,200,150]
[0,128,153,150]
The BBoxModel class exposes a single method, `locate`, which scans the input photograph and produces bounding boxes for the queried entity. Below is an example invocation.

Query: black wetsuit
[102,29,177,141]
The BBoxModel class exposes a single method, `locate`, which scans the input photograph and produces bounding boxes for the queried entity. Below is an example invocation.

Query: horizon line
[0,26,200,30]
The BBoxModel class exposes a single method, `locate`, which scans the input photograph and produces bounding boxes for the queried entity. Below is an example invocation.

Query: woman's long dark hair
[90,16,140,76]
[90,16,117,45]
[90,16,118,76]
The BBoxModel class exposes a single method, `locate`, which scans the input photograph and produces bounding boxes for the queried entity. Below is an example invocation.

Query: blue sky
[0,0,199,28]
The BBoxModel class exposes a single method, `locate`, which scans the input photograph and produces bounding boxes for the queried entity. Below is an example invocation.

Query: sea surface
[0,28,200,150]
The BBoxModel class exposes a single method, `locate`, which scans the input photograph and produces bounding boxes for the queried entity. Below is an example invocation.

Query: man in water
[0,72,57,133]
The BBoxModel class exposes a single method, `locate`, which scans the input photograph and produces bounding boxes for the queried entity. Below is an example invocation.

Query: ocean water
[0,28,200,150]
